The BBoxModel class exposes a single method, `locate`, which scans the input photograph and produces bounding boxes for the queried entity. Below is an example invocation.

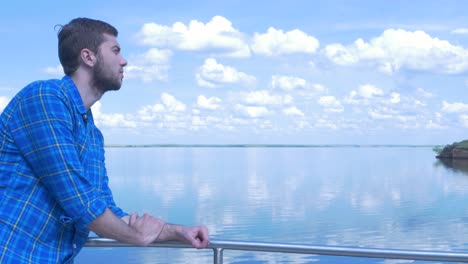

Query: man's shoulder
[19,77,70,99]
[26,78,64,91]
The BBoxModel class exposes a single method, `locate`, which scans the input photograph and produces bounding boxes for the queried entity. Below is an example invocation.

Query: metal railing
[86,238,468,263]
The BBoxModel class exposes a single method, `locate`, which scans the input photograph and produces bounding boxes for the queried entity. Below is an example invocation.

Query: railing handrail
[86,237,468,263]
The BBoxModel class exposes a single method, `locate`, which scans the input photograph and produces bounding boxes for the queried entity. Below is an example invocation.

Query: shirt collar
[62,76,87,115]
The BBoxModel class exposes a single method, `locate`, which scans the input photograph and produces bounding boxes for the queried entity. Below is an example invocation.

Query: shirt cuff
[110,206,128,219]
[74,198,108,230]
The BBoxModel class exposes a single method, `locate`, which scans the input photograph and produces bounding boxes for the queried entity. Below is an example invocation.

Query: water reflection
[436,158,468,175]
[76,147,468,264]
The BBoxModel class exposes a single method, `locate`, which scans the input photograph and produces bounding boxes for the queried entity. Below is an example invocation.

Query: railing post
[213,247,223,264]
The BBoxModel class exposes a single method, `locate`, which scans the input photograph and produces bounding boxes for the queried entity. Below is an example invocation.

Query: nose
[120,55,128,67]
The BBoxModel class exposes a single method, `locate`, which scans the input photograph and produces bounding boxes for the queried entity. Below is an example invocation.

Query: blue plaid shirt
[0,76,127,263]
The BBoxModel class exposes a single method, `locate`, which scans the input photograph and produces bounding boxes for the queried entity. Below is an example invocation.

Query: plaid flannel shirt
[0,76,126,263]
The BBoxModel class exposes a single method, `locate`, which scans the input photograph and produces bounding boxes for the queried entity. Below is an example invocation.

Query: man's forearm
[88,208,141,245]
[88,208,209,248]
[154,223,181,241]
[121,214,130,224]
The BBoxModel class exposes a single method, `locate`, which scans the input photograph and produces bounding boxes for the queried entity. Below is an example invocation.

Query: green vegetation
[456,140,468,148]
[434,140,468,158]
[432,146,443,154]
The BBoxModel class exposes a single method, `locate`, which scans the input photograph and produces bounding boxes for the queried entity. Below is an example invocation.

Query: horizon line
[104,144,442,148]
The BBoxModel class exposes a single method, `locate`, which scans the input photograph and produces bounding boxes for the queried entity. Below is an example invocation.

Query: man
[0,17,209,263]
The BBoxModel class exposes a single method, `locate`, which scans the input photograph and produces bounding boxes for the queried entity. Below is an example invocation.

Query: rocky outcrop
[436,140,468,159]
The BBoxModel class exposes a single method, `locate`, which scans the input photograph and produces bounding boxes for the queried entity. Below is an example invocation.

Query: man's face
[92,34,127,92]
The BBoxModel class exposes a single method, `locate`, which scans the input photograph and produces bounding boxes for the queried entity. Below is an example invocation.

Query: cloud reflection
[101,147,468,263]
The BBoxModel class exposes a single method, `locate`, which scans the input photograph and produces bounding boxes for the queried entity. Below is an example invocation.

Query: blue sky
[2,0,468,144]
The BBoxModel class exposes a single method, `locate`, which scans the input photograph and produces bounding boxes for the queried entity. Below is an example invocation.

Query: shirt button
[73,243,77,249]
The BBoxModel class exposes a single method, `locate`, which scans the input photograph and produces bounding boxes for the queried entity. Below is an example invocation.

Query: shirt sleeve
[91,126,128,218]
[101,170,127,218]
[99,142,127,218]
[9,83,107,230]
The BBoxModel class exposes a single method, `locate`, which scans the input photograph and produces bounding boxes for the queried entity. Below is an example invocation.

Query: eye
[112,47,121,54]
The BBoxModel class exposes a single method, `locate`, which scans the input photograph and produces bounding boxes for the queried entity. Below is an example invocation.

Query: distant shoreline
[104,144,441,148]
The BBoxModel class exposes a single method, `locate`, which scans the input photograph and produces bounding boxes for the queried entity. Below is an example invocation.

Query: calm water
[75,146,468,263]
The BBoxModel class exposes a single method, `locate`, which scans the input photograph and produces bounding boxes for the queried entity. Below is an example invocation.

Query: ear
[80,48,96,67]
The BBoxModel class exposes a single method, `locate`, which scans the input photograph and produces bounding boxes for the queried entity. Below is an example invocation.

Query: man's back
[0,77,125,263]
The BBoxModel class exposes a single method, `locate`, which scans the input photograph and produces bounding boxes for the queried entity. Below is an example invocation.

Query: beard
[92,57,122,93]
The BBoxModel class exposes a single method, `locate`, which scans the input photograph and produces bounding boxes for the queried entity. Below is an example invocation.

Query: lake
[75,146,468,263]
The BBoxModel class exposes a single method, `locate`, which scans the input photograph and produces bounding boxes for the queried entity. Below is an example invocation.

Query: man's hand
[156,224,210,249]
[180,225,210,249]
[128,213,166,246]
[129,213,210,248]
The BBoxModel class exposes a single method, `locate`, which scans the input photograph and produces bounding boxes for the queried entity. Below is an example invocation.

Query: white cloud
[136,16,250,57]
[389,92,400,104]
[315,118,338,129]
[196,95,222,110]
[91,101,137,128]
[271,75,307,91]
[368,110,394,120]
[416,87,433,98]
[138,93,187,122]
[283,106,304,116]
[318,96,344,113]
[125,48,172,82]
[190,115,225,131]
[324,28,468,74]
[451,28,468,35]
[235,104,270,118]
[0,96,10,112]
[190,115,206,130]
[309,84,327,94]
[243,90,293,106]
[196,58,255,88]
[414,100,426,107]
[426,119,446,129]
[367,106,418,124]
[160,93,187,112]
[357,84,384,98]
[460,115,468,127]
[340,85,423,126]
[345,84,384,105]
[43,65,63,76]
[441,101,468,113]
[136,93,190,131]
[270,75,326,99]
[252,27,319,56]
[138,104,165,121]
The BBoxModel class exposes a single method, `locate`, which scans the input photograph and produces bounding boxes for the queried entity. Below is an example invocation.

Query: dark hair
[57,18,118,75]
